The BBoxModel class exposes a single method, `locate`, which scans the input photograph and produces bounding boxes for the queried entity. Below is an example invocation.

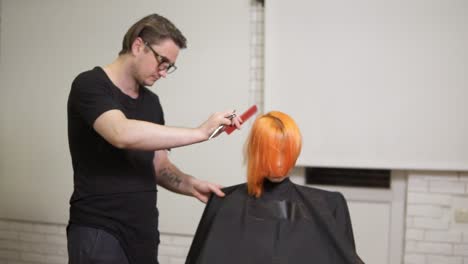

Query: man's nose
[158,69,168,78]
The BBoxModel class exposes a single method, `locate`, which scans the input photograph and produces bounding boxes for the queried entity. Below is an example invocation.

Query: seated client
[185,111,364,264]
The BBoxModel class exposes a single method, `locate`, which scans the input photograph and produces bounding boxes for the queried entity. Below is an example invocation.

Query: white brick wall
[426,255,463,264]
[404,171,468,264]
[0,1,264,264]
[0,219,67,264]
[158,234,192,264]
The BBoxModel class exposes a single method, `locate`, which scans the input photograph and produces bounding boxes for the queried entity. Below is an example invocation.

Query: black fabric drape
[186,179,364,264]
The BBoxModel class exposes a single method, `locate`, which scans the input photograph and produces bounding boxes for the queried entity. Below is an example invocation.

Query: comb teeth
[225,105,258,135]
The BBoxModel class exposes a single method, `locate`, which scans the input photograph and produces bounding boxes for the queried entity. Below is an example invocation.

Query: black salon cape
[186,178,364,264]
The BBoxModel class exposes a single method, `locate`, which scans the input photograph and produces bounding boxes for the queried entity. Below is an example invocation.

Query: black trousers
[67,224,130,264]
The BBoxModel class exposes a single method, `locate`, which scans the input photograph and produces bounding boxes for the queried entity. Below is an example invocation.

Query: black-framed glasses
[143,42,177,74]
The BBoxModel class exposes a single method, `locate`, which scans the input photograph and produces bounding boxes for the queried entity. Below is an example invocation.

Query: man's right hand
[199,110,243,140]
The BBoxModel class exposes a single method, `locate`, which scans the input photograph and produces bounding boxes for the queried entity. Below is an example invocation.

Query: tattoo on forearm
[160,167,182,188]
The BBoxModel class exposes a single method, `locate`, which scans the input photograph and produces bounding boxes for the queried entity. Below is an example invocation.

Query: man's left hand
[190,178,225,203]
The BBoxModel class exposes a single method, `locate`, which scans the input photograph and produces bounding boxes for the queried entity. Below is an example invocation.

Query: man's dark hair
[119,13,187,55]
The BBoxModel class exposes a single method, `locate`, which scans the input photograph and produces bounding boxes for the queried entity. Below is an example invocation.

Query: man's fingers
[231,116,242,128]
[209,184,225,197]
[194,191,208,203]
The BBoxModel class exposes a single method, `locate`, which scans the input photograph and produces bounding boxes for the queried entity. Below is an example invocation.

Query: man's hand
[155,150,226,203]
[190,177,225,203]
[199,110,243,140]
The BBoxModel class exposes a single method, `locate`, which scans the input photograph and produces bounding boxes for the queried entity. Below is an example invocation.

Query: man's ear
[130,37,144,56]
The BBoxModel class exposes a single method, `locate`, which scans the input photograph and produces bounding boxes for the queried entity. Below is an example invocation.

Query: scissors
[208,111,236,140]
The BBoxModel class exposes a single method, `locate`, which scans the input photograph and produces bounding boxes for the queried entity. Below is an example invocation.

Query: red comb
[225,105,258,135]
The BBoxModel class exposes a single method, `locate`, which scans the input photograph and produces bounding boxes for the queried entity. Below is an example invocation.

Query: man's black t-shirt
[67,67,164,264]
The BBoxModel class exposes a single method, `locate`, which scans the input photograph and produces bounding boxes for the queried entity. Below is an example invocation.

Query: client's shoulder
[219,183,248,197]
[295,183,347,203]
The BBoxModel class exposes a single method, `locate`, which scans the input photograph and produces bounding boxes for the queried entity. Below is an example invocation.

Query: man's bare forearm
[93,110,210,151]
[153,150,225,203]
[159,167,183,189]
[156,163,193,196]
[93,109,241,152]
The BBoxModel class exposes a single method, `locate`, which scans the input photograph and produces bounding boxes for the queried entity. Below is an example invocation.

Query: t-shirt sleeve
[151,93,165,126]
[69,72,121,126]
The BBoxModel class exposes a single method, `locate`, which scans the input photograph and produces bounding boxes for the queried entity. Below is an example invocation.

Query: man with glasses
[67,13,241,264]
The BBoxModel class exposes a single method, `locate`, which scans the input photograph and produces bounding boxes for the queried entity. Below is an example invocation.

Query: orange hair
[245,111,302,197]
